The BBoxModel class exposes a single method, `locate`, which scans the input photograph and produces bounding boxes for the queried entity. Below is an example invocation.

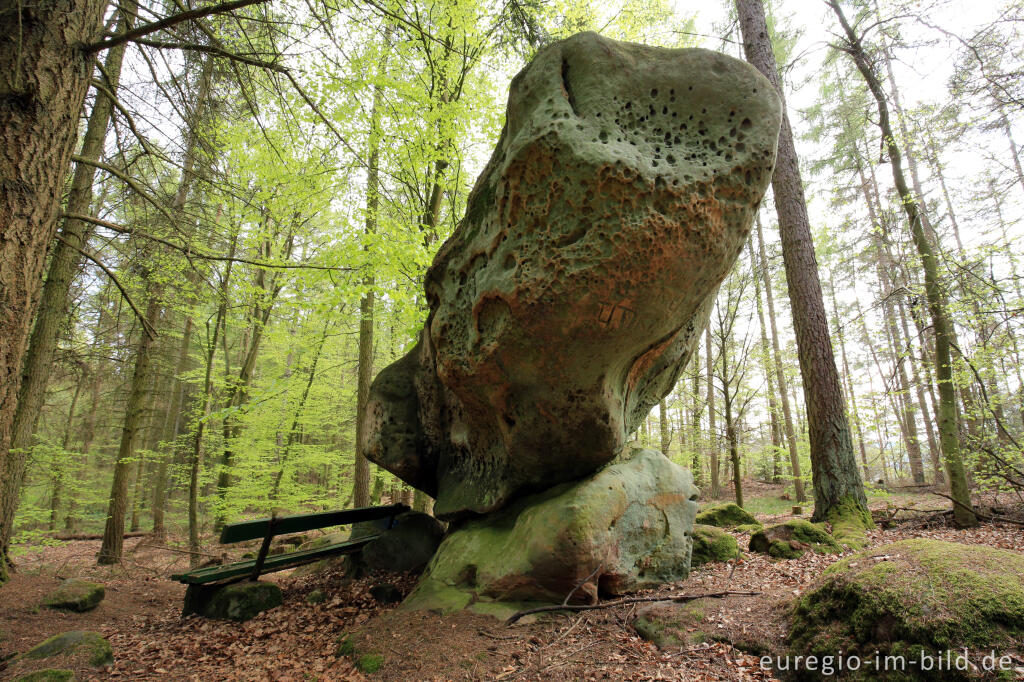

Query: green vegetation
[695,503,758,529]
[749,519,842,559]
[789,539,1024,673]
[690,524,740,566]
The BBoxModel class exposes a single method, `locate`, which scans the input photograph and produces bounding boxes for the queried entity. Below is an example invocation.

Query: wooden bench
[172,503,409,615]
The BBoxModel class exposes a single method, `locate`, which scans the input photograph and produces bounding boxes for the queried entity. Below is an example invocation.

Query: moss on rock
[788,539,1024,679]
[22,631,112,667]
[405,449,697,611]
[749,519,841,559]
[43,579,104,612]
[632,601,707,649]
[690,524,740,567]
[695,503,758,529]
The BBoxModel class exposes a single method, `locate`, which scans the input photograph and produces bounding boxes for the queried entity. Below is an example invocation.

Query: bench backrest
[219,503,409,543]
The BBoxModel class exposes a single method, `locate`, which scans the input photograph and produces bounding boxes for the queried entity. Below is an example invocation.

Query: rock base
[403,449,697,612]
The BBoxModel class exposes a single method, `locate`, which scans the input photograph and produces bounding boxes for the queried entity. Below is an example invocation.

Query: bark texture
[0,0,107,580]
[738,0,867,526]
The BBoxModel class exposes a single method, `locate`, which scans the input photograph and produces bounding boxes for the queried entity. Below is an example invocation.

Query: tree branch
[84,0,271,53]
[504,590,760,625]
[62,213,353,272]
[56,235,157,339]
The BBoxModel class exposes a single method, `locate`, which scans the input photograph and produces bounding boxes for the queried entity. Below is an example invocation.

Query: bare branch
[85,0,271,53]
[56,235,157,339]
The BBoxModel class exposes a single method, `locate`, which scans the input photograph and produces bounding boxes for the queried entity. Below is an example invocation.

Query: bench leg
[182,583,224,618]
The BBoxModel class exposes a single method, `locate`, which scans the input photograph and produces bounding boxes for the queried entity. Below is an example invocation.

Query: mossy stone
[306,588,327,604]
[749,519,841,559]
[23,631,112,667]
[733,523,763,534]
[789,539,1024,679]
[203,581,282,622]
[43,579,104,612]
[14,670,76,682]
[632,601,707,649]
[690,524,739,567]
[695,503,758,529]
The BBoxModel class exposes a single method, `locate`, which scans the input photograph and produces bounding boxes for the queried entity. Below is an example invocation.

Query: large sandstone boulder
[363,31,782,519]
[403,449,698,610]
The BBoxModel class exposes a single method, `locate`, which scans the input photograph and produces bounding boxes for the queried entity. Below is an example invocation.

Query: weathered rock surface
[403,449,698,610]
[633,601,708,649]
[788,540,1024,679]
[363,32,782,519]
[749,519,840,559]
[42,579,104,612]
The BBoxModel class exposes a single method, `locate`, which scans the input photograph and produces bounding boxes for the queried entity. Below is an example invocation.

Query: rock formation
[364,32,781,522]
[361,32,780,604]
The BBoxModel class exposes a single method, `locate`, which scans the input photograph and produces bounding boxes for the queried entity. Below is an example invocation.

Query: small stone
[305,588,327,604]
[202,581,282,622]
[749,519,840,559]
[369,583,403,604]
[22,631,112,667]
[690,524,739,567]
[632,602,707,649]
[42,580,104,613]
[694,503,758,529]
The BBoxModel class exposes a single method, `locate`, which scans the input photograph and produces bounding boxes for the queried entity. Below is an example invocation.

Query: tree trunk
[748,235,784,484]
[831,0,976,526]
[659,399,671,455]
[826,273,870,481]
[0,0,108,581]
[755,218,805,502]
[738,0,867,532]
[705,326,721,498]
[97,291,161,565]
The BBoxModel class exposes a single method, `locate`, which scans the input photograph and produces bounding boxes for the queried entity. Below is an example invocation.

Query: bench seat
[171,534,379,585]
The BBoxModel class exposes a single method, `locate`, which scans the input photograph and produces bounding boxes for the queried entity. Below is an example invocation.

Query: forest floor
[1,483,1023,681]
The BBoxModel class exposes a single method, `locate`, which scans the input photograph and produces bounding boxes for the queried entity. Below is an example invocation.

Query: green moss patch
[749,519,841,559]
[822,496,873,549]
[690,524,739,567]
[22,631,112,667]
[695,503,758,529]
[789,539,1024,675]
[335,633,383,674]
